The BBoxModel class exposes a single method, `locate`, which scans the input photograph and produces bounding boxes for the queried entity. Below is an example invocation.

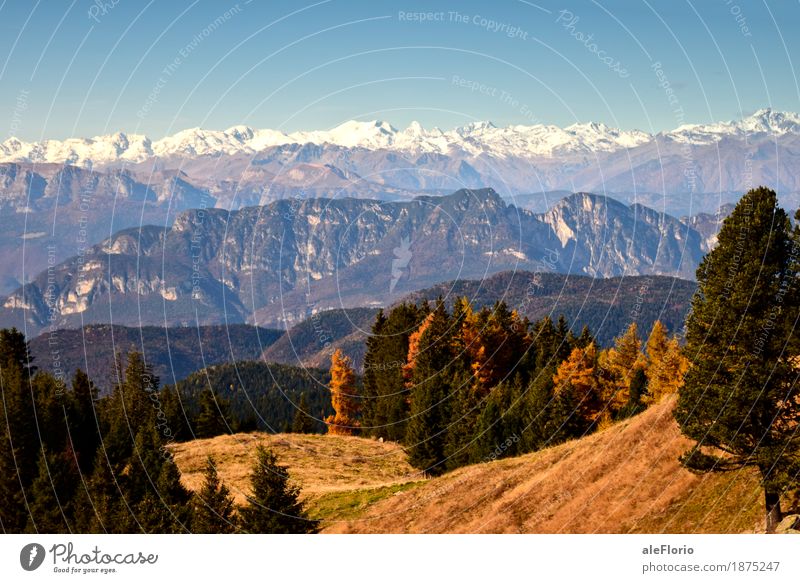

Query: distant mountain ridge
[29,324,283,393]
[1,188,703,335]
[3,108,797,165]
[2,109,794,295]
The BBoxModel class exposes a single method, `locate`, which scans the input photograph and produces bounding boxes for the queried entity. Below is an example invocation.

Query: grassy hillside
[170,433,420,521]
[172,399,774,533]
[327,399,765,533]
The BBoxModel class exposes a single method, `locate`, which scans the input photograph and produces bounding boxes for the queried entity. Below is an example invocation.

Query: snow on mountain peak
[2,110,799,167]
[666,108,800,144]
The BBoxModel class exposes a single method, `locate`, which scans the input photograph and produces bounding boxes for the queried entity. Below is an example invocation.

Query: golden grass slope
[172,399,769,533]
[170,432,419,506]
[328,399,765,533]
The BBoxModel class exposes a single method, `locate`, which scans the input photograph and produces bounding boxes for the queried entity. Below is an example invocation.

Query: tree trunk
[764,489,782,534]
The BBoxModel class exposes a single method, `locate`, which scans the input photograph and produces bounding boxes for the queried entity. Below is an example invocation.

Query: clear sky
[1,0,799,140]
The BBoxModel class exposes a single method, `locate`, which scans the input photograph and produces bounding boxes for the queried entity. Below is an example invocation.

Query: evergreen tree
[676,187,800,533]
[405,301,454,475]
[616,366,647,419]
[26,448,75,534]
[361,303,425,441]
[291,393,317,434]
[0,329,37,532]
[0,328,36,375]
[238,445,318,533]
[102,352,160,469]
[472,380,523,462]
[572,325,595,350]
[194,388,231,438]
[159,384,191,443]
[443,370,482,470]
[532,316,558,369]
[126,424,192,533]
[325,350,360,435]
[193,456,237,533]
[82,450,124,533]
[521,369,584,452]
[68,370,100,474]
[361,309,387,436]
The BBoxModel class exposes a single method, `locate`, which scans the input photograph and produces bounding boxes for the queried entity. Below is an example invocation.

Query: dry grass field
[169,432,422,520]
[172,399,771,533]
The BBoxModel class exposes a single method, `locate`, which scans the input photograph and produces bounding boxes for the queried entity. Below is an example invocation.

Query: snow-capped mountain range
[2,109,798,167]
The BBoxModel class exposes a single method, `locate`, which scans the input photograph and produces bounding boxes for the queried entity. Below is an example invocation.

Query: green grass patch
[308,481,423,522]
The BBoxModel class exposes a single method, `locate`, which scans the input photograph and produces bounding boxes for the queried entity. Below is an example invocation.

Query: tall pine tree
[405,301,455,475]
[676,187,800,533]
[238,445,318,533]
[193,456,237,533]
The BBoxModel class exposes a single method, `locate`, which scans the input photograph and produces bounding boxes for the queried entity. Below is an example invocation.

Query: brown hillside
[170,432,418,506]
[325,399,767,533]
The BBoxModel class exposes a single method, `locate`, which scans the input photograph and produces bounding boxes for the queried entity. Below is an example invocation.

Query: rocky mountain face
[0,188,705,335]
[0,162,216,294]
[680,203,735,252]
[2,110,794,295]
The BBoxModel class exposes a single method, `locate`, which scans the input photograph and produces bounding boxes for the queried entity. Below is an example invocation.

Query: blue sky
[1,0,799,140]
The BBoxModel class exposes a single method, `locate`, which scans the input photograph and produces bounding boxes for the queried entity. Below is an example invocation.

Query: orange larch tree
[325,349,360,436]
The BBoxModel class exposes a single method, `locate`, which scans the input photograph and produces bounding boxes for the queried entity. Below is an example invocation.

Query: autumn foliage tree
[325,349,360,435]
[600,323,646,418]
[646,334,689,403]
[553,342,603,426]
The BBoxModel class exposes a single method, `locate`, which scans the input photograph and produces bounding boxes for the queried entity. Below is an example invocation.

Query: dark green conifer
[291,393,316,434]
[238,445,318,533]
[193,456,236,533]
[676,187,800,533]
[405,300,454,475]
[194,388,231,438]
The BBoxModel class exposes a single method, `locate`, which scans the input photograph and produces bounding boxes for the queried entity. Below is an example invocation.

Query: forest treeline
[0,339,318,534]
[342,299,687,475]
